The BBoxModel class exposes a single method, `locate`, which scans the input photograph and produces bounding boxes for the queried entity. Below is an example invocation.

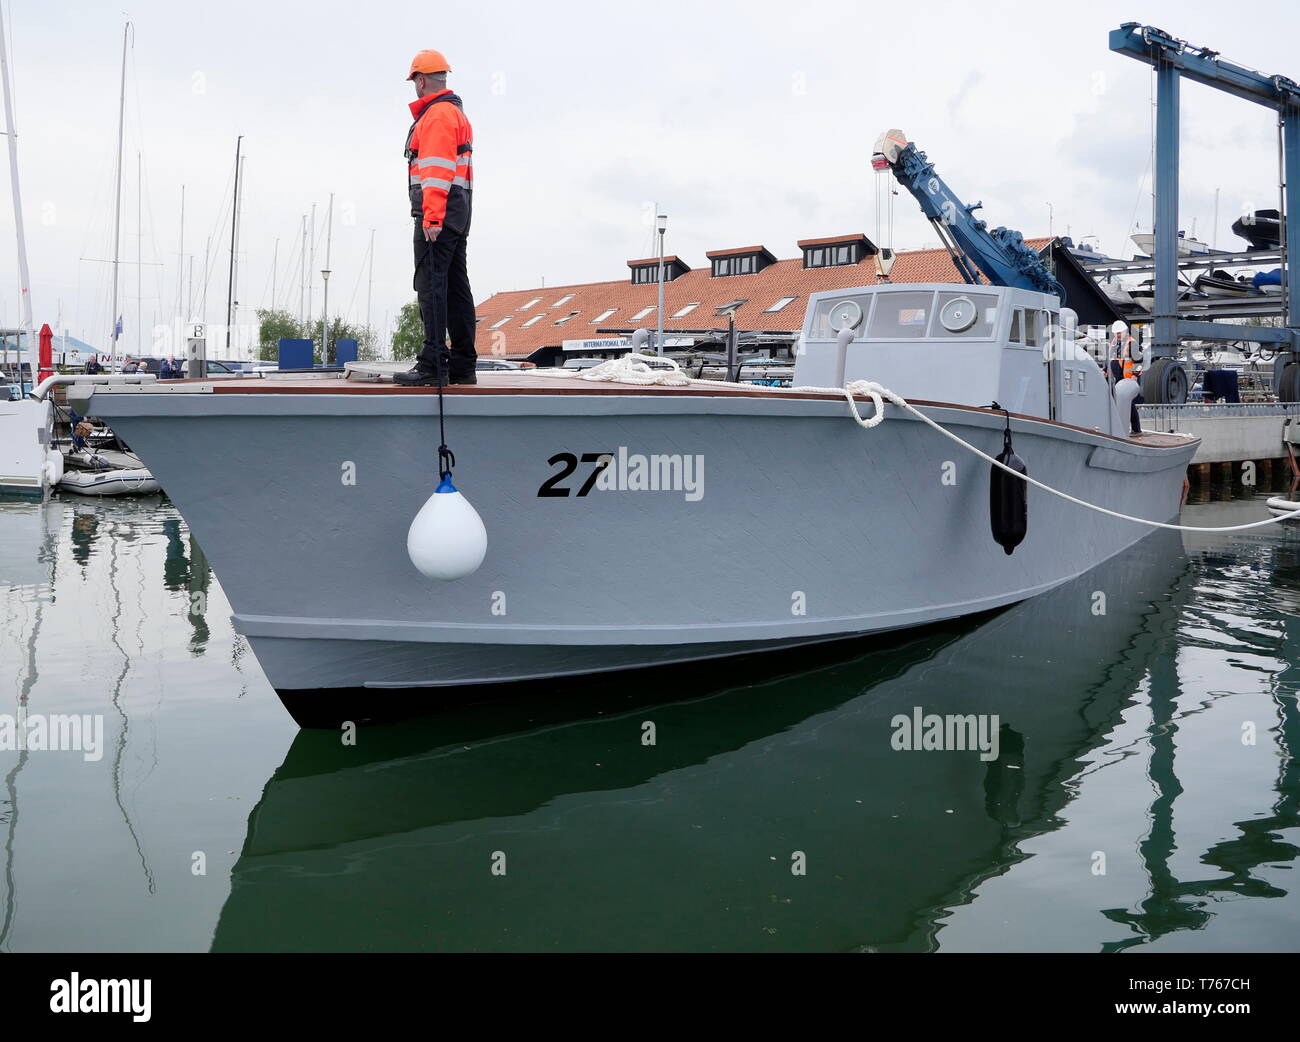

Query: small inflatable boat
[58,447,160,496]
[1232,209,1281,250]
[1192,268,1255,297]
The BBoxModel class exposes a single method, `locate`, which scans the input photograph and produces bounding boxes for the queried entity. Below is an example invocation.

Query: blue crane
[872,129,1064,300]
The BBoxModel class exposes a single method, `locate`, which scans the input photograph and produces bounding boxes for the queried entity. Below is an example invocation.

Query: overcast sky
[0,0,1296,354]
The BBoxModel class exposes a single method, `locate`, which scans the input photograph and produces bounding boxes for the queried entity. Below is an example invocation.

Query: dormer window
[706,246,775,277]
[798,234,874,269]
[627,256,689,285]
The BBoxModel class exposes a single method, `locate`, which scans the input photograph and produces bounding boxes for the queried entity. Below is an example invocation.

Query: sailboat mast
[298,214,306,326]
[176,184,185,321]
[307,203,316,329]
[200,234,210,326]
[322,192,333,363]
[136,151,141,355]
[110,23,128,359]
[225,135,242,355]
[365,227,375,356]
[0,0,34,393]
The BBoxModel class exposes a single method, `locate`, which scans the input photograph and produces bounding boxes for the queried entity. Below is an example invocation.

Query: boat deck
[205,372,836,399]
[125,373,1198,449]
[1128,431,1202,448]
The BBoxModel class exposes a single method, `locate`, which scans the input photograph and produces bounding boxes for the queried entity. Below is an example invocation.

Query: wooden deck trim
[190,375,1198,449]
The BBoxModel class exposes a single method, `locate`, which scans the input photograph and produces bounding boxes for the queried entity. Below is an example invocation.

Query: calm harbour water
[1,486,1299,952]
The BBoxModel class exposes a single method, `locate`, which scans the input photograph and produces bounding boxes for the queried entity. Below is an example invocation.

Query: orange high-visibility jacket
[405,90,473,230]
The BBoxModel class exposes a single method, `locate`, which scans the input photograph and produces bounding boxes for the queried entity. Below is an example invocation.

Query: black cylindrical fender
[990,427,1027,555]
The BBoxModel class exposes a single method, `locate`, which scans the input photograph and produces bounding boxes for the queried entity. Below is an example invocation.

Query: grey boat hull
[89,382,1197,724]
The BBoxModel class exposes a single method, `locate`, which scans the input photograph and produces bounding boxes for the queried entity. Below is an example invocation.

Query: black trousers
[413,220,476,377]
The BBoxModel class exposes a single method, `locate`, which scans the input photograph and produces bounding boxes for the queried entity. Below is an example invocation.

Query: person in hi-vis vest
[395,49,478,387]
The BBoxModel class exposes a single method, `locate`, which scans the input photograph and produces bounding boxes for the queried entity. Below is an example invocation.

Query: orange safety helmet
[407,49,451,80]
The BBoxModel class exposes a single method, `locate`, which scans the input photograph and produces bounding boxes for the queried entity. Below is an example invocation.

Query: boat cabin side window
[1023,309,1040,348]
[1010,309,1022,343]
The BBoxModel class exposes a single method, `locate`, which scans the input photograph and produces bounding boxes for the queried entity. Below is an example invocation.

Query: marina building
[474,234,1122,366]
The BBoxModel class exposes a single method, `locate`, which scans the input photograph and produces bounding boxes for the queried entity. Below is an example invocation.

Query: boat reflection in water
[213,528,1209,952]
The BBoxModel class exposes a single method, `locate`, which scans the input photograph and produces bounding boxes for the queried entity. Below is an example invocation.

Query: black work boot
[393,365,443,387]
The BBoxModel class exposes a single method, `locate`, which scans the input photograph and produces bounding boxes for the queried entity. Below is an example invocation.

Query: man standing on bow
[394,49,478,386]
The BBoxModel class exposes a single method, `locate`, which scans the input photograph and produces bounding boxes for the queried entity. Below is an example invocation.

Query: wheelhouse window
[867,291,933,338]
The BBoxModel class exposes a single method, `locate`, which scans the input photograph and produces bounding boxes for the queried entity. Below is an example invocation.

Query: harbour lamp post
[320,268,331,365]
[656,213,667,356]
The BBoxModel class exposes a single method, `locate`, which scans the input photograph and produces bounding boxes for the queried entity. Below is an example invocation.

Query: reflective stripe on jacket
[405,90,473,230]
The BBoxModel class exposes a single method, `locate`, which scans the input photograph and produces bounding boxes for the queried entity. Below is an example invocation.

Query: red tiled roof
[476,238,1050,359]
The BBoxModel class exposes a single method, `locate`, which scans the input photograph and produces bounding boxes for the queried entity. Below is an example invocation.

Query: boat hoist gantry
[1111,22,1300,403]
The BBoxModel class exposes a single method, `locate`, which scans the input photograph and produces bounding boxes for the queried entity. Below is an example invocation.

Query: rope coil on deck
[526,355,1300,534]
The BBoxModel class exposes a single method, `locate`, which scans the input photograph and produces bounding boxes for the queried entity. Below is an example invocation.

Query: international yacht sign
[562,338,631,352]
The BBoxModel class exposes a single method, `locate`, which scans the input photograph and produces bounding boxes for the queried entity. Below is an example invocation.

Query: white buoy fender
[406,474,488,581]
[43,449,64,488]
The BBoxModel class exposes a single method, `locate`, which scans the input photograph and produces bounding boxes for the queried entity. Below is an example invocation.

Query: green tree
[391,300,422,361]
[257,307,383,364]
[303,316,370,364]
[256,308,301,362]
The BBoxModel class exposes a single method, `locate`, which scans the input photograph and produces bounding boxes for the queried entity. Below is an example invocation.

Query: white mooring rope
[525,356,1300,533]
